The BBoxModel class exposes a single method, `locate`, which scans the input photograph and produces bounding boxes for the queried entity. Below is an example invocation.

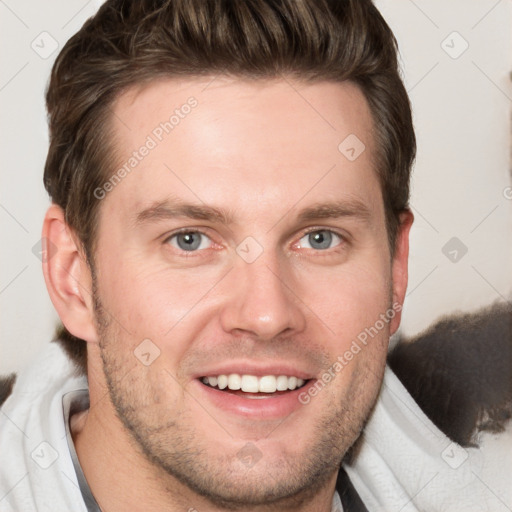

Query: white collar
[344,366,511,511]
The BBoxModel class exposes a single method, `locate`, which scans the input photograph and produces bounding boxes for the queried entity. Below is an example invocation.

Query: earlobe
[389,209,414,335]
[42,204,98,344]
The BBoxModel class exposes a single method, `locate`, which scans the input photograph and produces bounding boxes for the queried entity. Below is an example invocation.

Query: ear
[389,209,414,336]
[42,204,99,344]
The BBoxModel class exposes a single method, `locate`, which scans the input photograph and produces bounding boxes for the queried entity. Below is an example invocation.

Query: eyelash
[162,227,347,255]
[297,227,345,250]
[163,228,217,253]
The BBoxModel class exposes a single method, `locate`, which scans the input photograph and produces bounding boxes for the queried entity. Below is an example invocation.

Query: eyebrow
[135,199,233,226]
[134,198,372,227]
[296,199,372,224]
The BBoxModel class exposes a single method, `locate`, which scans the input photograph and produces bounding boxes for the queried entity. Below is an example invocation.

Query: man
[0,1,510,511]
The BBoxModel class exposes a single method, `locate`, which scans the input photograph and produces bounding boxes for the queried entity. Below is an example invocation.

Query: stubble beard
[93,286,386,510]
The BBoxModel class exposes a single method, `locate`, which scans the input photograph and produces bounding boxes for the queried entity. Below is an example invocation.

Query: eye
[167,231,212,251]
[297,230,342,251]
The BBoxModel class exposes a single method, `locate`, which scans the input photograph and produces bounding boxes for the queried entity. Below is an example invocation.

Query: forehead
[102,76,381,230]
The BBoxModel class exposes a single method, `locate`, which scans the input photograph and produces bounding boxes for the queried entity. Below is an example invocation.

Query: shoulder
[0,340,86,413]
[0,342,88,511]
[0,339,85,407]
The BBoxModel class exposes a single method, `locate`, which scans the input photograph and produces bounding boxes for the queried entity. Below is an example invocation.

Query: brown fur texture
[0,373,16,407]
[388,301,512,447]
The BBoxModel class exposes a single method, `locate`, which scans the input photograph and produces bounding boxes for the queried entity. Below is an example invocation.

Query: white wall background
[1,0,511,374]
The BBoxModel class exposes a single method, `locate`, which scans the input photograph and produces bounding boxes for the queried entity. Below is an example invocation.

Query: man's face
[89,77,407,506]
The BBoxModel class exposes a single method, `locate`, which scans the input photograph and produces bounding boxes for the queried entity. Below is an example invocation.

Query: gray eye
[298,230,341,250]
[171,232,210,251]
[308,230,332,250]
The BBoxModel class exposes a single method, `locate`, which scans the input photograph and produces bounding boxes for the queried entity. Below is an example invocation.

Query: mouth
[199,374,309,398]
[194,371,314,419]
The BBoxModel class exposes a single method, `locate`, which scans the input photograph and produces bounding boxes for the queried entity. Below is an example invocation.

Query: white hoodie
[1,342,510,511]
[345,367,512,511]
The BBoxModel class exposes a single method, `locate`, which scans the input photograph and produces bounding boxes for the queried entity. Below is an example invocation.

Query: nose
[219,257,306,340]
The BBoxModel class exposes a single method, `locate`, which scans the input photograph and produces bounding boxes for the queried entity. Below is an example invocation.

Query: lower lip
[192,379,315,420]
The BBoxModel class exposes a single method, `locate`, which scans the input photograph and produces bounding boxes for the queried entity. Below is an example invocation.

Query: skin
[43,77,413,512]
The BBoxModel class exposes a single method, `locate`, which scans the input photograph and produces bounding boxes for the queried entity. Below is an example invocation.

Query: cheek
[95,255,225,355]
[295,258,392,402]
[299,259,392,345]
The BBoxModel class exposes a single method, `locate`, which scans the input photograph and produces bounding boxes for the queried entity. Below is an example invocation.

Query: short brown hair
[44,0,416,373]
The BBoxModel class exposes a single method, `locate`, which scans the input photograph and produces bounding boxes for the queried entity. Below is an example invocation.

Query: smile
[195,372,315,418]
[201,374,307,394]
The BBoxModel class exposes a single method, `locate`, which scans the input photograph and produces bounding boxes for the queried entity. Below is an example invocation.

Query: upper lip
[192,361,317,380]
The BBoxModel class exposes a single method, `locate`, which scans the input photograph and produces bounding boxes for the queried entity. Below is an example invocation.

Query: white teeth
[202,373,307,393]
[276,375,289,391]
[217,374,228,390]
[241,375,259,392]
[227,374,241,390]
[259,375,277,393]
